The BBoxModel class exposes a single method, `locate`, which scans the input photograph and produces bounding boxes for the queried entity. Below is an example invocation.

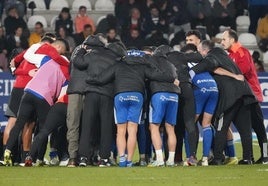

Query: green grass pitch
[0,142,267,186]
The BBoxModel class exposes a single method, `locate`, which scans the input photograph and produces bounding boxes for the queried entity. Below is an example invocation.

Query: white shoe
[166,161,175,167]
[201,157,208,166]
[147,161,165,167]
[183,158,189,166]
[59,158,69,166]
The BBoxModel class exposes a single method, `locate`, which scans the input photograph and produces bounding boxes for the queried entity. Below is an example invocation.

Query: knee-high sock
[203,126,213,157]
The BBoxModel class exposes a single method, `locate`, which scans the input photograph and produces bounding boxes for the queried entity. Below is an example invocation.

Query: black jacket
[87,54,175,96]
[191,47,257,118]
[67,45,88,95]
[167,51,203,83]
[149,52,180,95]
[73,35,126,97]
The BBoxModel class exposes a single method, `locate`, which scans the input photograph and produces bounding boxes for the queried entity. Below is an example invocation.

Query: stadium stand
[236,15,250,34]
[49,0,69,11]
[27,15,48,29]
[72,0,92,11]
[95,0,114,11]
[27,0,46,10]
[238,32,259,51]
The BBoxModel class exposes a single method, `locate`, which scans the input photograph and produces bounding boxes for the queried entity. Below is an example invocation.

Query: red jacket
[13,43,70,88]
[14,51,37,88]
[228,42,263,102]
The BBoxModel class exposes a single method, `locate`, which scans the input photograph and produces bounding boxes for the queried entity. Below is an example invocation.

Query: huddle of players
[2,28,267,167]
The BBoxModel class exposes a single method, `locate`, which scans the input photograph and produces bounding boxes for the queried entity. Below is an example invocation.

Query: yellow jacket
[257,15,268,39]
[28,32,42,46]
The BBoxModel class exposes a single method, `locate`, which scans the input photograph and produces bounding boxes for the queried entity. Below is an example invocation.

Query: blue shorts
[149,92,179,125]
[114,92,143,124]
[194,89,218,115]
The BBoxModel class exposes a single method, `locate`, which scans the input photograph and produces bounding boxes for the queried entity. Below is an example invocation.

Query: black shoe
[99,159,111,167]
[209,159,223,165]
[255,157,268,164]
[238,159,253,165]
[79,157,88,167]
[67,158,77,168]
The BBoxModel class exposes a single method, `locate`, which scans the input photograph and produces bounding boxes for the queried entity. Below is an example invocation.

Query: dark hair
[252,50,260,61]
[55,38,70,53]
[40,32,56,43]
[185,30,202,40]
[181,43,197,53]
[200,40,215,51]
[79,6,86,10]
[35,21,43,28]
[57,25,69,36]
[59,7,71,19]
[226,29,238,42]
[8,48,23,63]
[83,24,92,30]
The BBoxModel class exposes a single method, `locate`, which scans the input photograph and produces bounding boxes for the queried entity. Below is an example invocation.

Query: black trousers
[30,103,67,160]
[6,92,50,152]
[175,82,198,159]
[78,92,114,160]
[251,103,268,158]
[213,99,253,161]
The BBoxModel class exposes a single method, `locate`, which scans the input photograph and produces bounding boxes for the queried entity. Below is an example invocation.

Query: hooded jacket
[66,45,88,95]
[86,50,176,96]
[149,45,180,95]
[73,34,126,97]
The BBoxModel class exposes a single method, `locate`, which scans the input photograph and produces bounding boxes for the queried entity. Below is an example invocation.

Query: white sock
[155,149,164,162]
[167,152,175,163]
[263,143,268,158]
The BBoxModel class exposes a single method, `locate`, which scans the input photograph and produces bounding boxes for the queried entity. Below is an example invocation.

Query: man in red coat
[221,29,268,164]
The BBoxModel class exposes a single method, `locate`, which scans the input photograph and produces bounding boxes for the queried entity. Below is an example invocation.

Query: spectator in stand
[74,6,95,34]
[248,0,268,34]
[74,24,93,46]
[142,3,169,39]
[0,0,4,21]
[256,12,268,52]
[57,26,76,53]
[252,51,265,73]
[168,0,191,34]
[44,0,51,10]
[187,0,213,37]
[55,7,74,36]
[5,0,26,18]
[120,7,144,43]
[212,0,236,35]
[28,22,45,46]
[6,26,29,58]
[157,0,170,21]
[115,0,142,26]
[106,28,120,43]
[0,26,8,72]
[4,6,28,37]
[139,0,154,20]
[233,0,248,17]
[123,28,145,50]
[95,14,120,35]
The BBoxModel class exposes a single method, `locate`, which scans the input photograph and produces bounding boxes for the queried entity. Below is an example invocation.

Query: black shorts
[5,87,24,117]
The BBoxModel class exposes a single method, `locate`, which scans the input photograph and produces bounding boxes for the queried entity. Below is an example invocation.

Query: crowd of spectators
[0,0,268,72]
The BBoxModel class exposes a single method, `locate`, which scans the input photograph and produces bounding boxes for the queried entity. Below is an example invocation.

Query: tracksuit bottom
[78,92,114,160]
[213,99,253,161]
